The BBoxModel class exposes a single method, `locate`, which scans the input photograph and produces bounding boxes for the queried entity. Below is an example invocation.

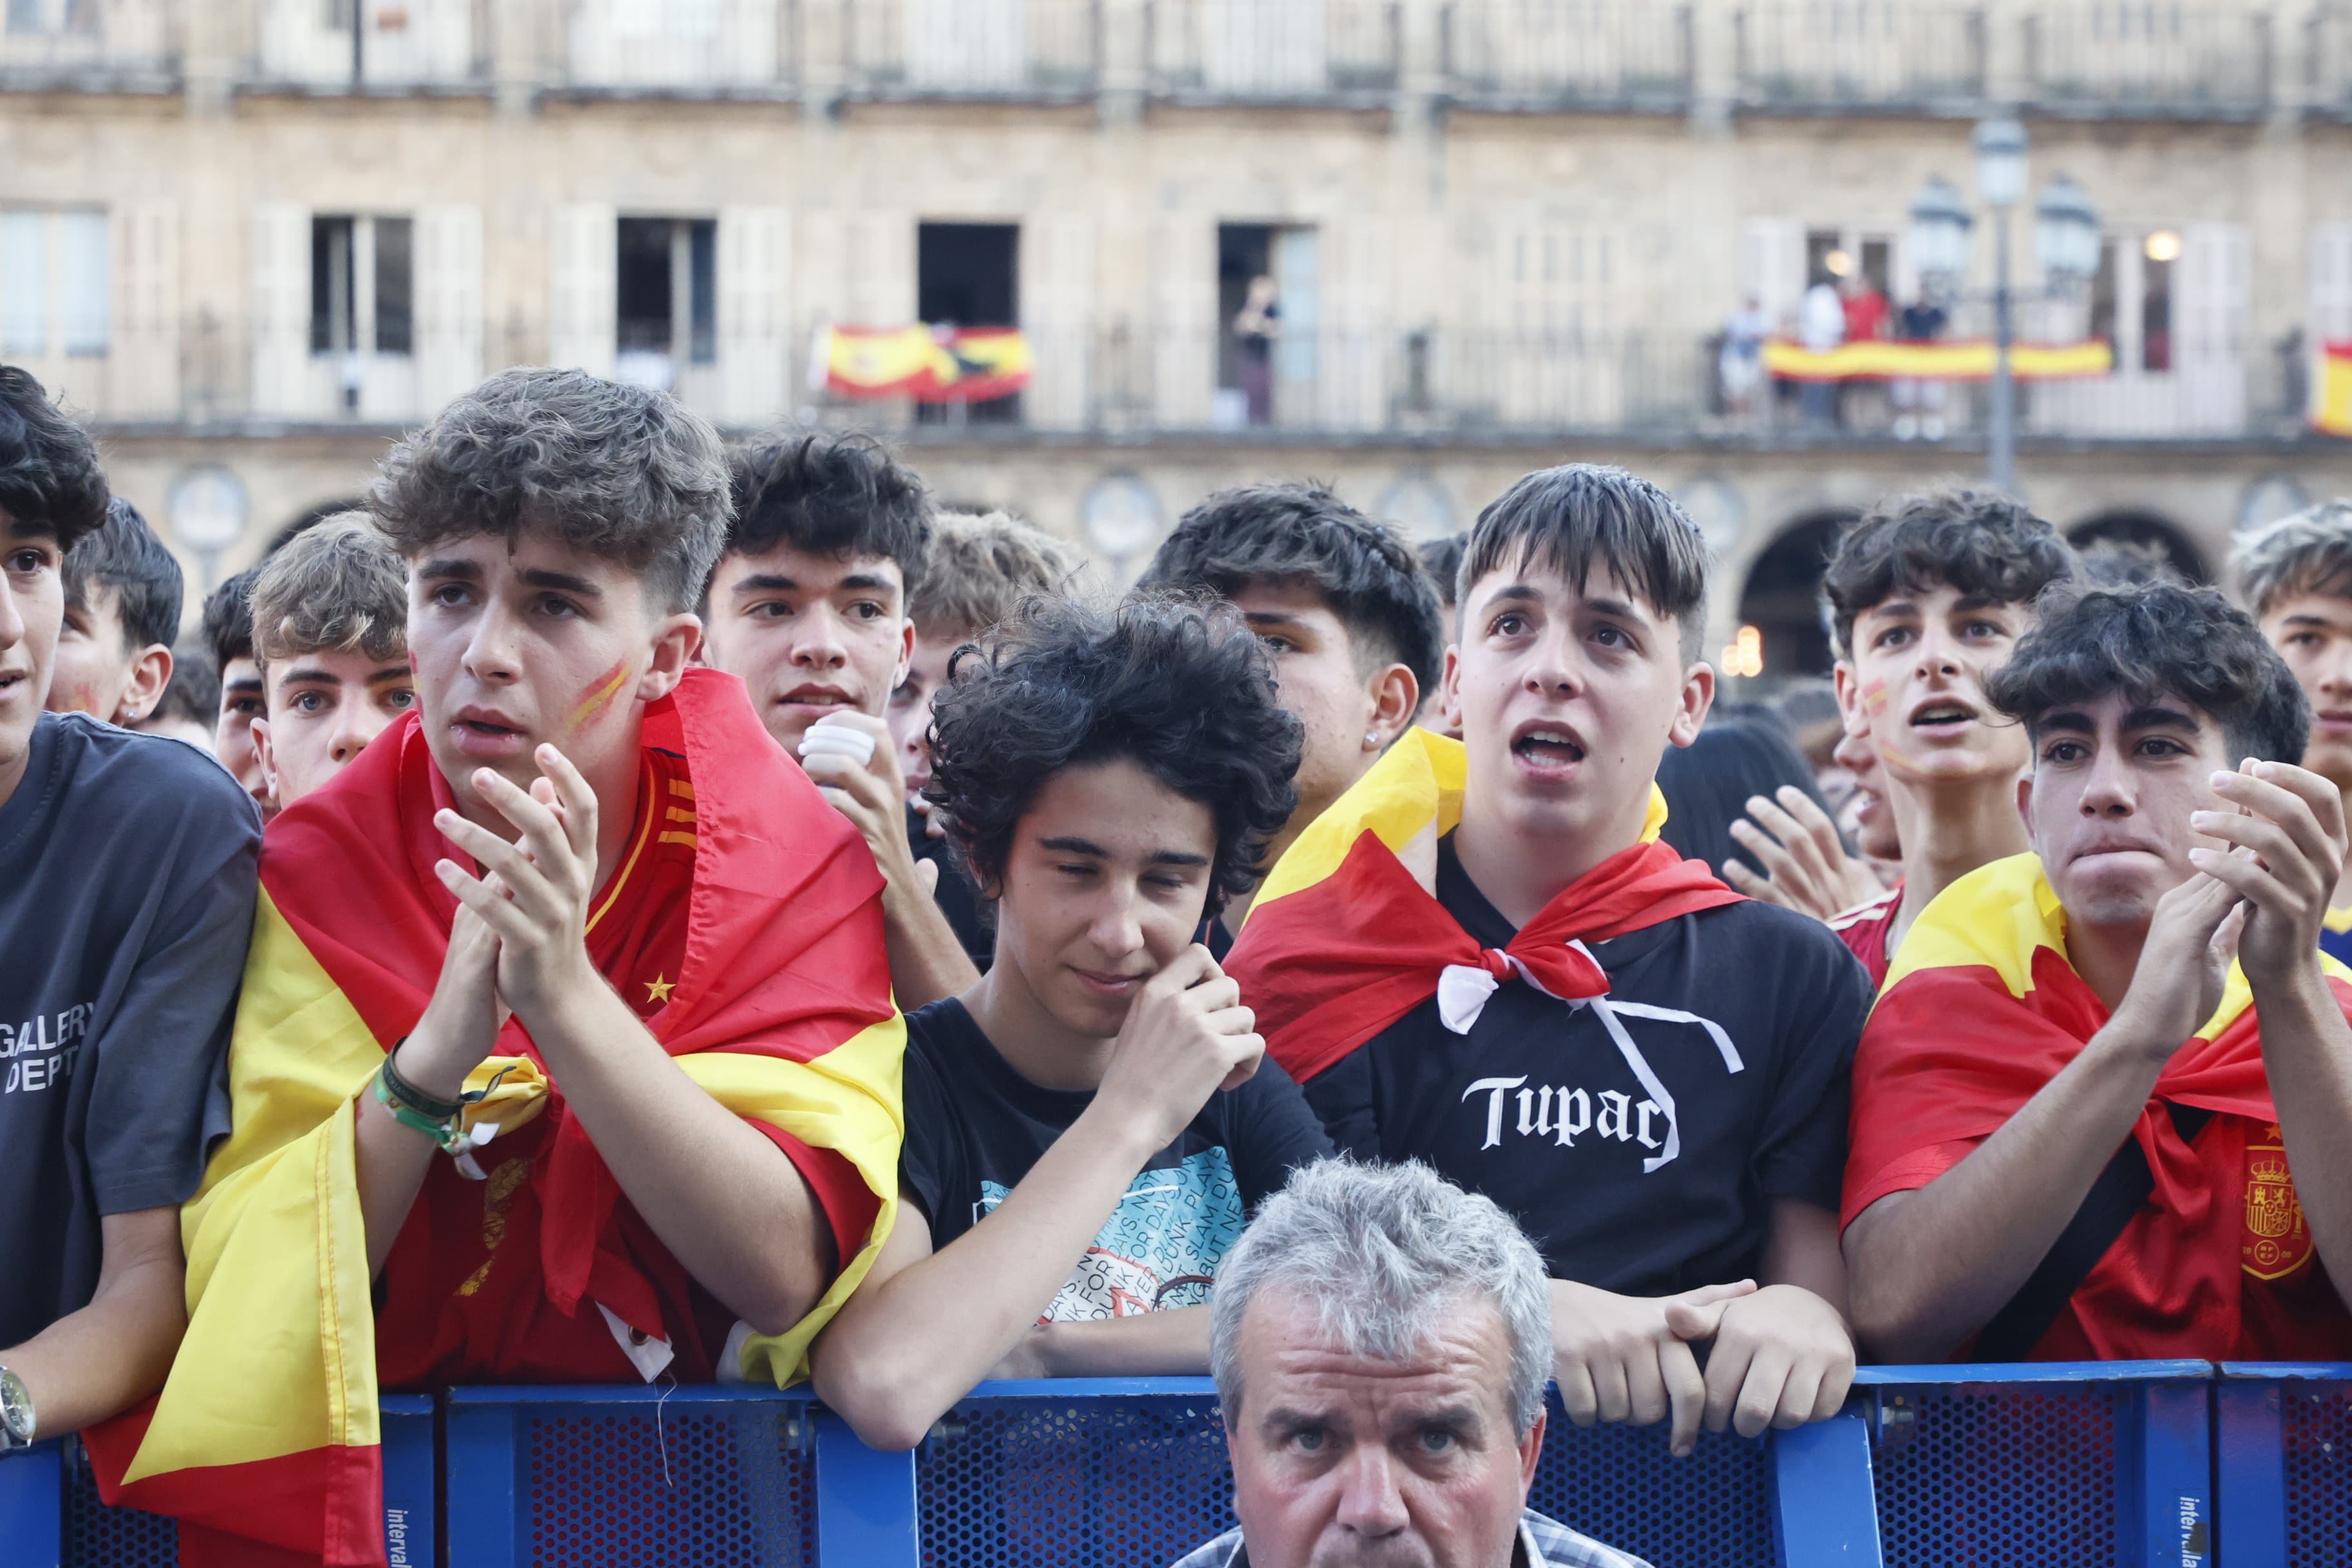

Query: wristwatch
[0,1365,33,1450]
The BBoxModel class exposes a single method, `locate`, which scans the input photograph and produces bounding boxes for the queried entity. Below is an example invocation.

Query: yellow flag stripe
[1244,728,1670,928]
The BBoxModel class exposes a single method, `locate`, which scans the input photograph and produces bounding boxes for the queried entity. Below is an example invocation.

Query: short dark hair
[371,368,730,616]
[64,497,183,653]
[1137,483,1444,698]
[1461,464,1710,659]
[153,634,220,729]
[204,567,259,674]
[926,595,1302,915]
[1823,489,2075,657]
[1418,532,1468,611]
[0,366,108,553]
[1987,582,2310,766]
[725,431,931,597]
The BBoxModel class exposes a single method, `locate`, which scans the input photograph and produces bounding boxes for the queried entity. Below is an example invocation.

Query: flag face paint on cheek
[565,659,632,734]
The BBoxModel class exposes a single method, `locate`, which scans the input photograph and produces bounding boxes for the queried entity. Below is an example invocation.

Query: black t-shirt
[908,805,994,970]
[0,716,260,1348]
[1302,835,1870,1297]
[899,997,1333,1320]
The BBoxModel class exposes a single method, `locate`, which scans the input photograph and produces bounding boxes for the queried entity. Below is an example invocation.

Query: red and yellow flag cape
[1847,851,2352,1360]
[86,669,906,1565]
[1226,729,1716,1083]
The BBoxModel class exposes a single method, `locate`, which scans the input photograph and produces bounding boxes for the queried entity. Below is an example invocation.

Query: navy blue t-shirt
[0,715,260,1348]
[899,997,1332,1320]
[1301,834,1870,1296]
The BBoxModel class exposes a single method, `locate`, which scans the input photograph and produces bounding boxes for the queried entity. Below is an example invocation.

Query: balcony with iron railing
[44,315,2315,455]
[844,0,1100,104]
[243,0,487,93]
[1145,0,1399,105]
[553,0,798,97]
[1734,3,1988,114]
[2024,3,2274,119]
[1441,1,1692,113]
[0,0,177,89]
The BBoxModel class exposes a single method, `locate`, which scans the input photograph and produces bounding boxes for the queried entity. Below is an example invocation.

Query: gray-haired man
[1177,1159,1651,1568]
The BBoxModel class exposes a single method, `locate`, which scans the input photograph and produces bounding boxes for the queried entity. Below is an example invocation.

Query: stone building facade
[6,0,2352,673]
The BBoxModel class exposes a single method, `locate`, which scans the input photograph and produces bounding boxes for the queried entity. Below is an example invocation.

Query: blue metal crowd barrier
[6,1367,2347,1567]
[0,1395,435,1568]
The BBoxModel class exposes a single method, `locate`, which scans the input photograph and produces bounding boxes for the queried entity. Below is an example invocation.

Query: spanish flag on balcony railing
[1845,852,2352,1360]
[2311,340,2352,435]
[818,322,1034,402]
[1225,729,1731,1085]
[1762,336,2114,382]
[82,669,906,1567]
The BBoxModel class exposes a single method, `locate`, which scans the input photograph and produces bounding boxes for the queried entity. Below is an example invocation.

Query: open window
[615,217,717,395]
[917,220,1019,424]
[1216,222,1317,427]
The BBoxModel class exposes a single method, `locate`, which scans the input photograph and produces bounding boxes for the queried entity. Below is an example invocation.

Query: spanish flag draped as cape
[85,669,906,1565]
[1228,729,1740,1083]
[1845,851,2352,1360]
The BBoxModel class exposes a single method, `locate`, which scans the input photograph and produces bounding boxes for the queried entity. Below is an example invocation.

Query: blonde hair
[249,511,409,674]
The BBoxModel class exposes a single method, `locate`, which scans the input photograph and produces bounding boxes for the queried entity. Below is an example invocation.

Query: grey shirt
[0,714,259,1349]
[1170,1507,1652,1568]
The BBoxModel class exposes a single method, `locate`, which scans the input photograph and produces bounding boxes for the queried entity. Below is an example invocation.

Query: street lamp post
[1907,121,2101,498]
[1972,118,2028,495]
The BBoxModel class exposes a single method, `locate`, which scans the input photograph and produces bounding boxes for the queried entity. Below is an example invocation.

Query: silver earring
[1364,732,1380,747]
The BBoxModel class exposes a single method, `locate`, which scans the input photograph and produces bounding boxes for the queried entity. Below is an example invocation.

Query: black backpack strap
[1972,1102,2215,1362]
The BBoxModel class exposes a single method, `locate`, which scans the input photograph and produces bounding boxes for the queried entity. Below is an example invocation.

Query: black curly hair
[1137,483,1444,700]
[925,595,1304,914]
[1823,489,2076,658]
[724,429,931,596]
[0,366,108,553]
[1986,581,2310,766]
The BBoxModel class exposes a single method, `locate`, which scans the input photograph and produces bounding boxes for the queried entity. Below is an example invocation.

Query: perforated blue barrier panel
[0,1397,435,1568]
[920,1377,1799,1568]
[1859,1362,2211,1568]
[2219,1362,2352,1568]
[446,1386,819,1568]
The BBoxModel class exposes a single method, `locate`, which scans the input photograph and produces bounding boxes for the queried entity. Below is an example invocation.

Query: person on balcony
[1226,464,1865,1462]
[1233,274,1280,426]
[702,430,983,1012]
[1177,1158,1651,1568]
[1139,484,1443,955]
[1845,582,2352,1362]
[1729,491,2076,985]
[2235,501,2352,966]
[86,370,906,1565]
[0,369,260,1462]
[811,597,1332,1453]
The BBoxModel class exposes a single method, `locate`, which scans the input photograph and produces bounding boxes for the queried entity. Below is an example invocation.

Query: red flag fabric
[1225,729,1741,1084]
[1846,852,2352,1360]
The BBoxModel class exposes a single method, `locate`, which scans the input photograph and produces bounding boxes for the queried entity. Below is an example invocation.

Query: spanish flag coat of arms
[85,669,906,1566]
[1846,852,2352,1360]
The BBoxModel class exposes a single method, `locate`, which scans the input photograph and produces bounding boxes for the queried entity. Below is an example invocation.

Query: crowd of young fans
[3,358,2350,1566]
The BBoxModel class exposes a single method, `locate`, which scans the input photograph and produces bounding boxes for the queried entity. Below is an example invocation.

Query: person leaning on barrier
[83,369,906,1566]
[1176,1158,1652,1568]
[0,368,262,1454]
[812,596,1333,1452]
[1845,582,2352,1362]
[1226,465,1865,1460]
